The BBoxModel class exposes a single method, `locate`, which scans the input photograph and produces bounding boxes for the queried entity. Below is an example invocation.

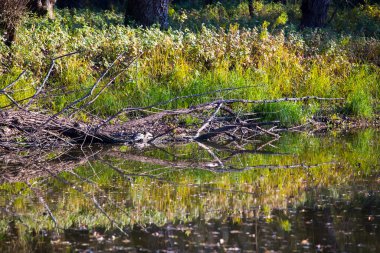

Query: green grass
[253,102,305,126]
[0,3,379,125]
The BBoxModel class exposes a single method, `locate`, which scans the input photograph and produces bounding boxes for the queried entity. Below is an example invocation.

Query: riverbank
[1,5,379,122]
[1,4,379,151]
[0,101,379,153]
[1,3,379,252]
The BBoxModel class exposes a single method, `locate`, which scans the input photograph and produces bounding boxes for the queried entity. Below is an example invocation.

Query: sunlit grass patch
[345,89,374,118]
[253,102,305,126]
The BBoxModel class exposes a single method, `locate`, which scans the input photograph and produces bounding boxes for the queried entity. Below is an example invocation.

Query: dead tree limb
[194,102,223,139]
[194,121,280,141]
[196,96,344,106]
[25,52,79,108]
[0,70,26,92]
[96,86,256,129]
[40,52,125,126]
[256,126,280,138]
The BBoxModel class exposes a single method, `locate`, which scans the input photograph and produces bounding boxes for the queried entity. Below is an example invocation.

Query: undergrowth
[0,2,379,126]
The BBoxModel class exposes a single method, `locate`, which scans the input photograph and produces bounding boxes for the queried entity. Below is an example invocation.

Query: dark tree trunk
[125,0,169,29]
[300,0,330,28]
[4,27,16,47]
[55,0,81,8]
[29,0,57,19]
[1,0,28,46]
[1,0,56,47]
[248,0,254,17]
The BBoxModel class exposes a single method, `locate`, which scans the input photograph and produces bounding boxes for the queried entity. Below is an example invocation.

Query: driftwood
[0,95,339,149]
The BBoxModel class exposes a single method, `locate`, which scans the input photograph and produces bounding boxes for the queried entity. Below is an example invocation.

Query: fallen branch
[0,70,26,92]
[0,56,346,149]
[40,52,125,126]
[25,51,79,108]
[194,103,223,139]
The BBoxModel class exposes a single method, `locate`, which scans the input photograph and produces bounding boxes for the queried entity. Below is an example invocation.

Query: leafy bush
[333,4,380,37]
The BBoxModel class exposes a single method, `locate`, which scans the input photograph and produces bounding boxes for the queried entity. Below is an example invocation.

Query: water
[0,130,379,252]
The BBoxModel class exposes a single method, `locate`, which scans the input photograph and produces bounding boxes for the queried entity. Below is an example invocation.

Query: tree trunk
[0,0,29,46]
[5,26,16,47]
[300,0,330,28]
[29,0,56,19]
[125,0,169,29]
[46,0,56,19]
[248,0,254,18]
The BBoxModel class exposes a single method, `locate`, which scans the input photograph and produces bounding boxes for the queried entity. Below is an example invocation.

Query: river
[0,129,379,252]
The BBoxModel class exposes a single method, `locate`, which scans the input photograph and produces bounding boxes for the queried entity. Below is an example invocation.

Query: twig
[40,52,125,126]
[194,103,223,139]
[25,52,79,108]
[0,70,28,111]
[26,181,60,229]
[197,142,224,168]
[257,137,280,151]
[69,53,141,117]
[256,126,280,138]
[0,70,26,91]
[200,96,344,106]
[1,91,25,111]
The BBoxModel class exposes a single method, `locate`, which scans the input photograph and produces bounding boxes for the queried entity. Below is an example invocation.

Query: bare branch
[0,70,26,92]
[25,51,79,108]
[194,102,223,139]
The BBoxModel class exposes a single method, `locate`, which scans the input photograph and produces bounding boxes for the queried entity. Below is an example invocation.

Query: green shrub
[345,89,374,118]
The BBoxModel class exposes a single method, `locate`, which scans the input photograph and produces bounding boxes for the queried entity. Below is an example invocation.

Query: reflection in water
[0,130,379,252]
